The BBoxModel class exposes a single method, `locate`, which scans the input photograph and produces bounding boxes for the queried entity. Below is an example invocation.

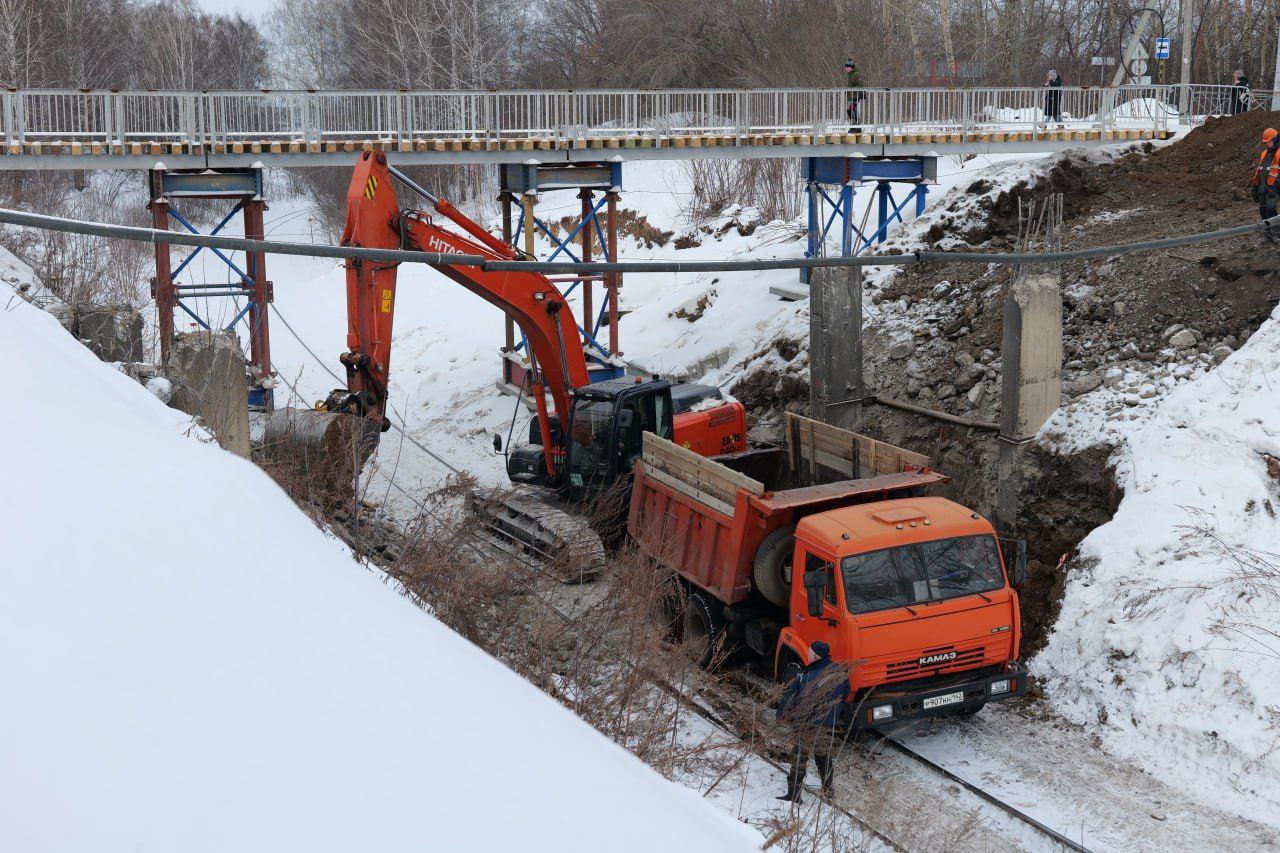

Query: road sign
[1155,37,1171,60]
[1091,56,1117,66]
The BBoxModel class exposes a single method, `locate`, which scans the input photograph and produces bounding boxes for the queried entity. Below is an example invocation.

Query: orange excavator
[323,149,746,512]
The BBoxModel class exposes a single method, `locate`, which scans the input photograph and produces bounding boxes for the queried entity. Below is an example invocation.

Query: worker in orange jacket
[1252,128,1280,235]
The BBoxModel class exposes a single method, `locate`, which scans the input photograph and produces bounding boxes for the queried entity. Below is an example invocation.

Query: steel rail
[875,736,1091,852]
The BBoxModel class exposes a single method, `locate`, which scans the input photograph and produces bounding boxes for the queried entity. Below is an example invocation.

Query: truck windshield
[567,398,614,487]
[841,535,1004,614]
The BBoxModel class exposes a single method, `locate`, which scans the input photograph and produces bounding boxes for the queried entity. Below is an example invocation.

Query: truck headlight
[872,704,893,721]
[990,678,1011,695]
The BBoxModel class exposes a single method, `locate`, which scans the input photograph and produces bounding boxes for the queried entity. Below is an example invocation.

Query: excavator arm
[332,150,590,478]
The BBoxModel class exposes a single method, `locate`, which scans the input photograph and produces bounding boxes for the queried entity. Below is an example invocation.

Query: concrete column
[997,271,1062,527]
[808,265,864,429]
[164,330,251,459]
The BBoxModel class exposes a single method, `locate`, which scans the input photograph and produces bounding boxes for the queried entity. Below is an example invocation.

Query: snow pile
[0,273,756,851]
[1035,302,1280,822]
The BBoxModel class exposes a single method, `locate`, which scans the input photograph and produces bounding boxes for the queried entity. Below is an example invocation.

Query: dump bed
[628,413,947,604]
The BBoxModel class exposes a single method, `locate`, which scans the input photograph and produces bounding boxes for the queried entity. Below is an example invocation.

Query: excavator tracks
[466,486,607,583]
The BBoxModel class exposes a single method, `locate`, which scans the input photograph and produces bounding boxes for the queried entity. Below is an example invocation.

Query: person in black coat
[1231,70,1251,115]
[776,641,849,802]
[1043,70,1064,124]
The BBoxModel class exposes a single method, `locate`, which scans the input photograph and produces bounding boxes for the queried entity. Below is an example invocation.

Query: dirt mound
[876,110,1279,428]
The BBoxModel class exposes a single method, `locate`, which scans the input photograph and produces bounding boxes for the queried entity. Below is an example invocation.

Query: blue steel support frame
[801,156,935,284]
[500,162,624,384]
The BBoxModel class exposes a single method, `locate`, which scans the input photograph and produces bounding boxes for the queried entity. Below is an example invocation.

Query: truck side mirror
[803,568,827,617]
[492,434,503,453]
[999,537,1028,589]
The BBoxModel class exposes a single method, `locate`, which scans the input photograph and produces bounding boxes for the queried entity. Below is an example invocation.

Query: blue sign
[1155,37,1171,60]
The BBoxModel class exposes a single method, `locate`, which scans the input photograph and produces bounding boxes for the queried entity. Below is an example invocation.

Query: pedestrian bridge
[0,84,1248,170]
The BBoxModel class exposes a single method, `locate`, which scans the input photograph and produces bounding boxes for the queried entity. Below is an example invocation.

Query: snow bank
[1035,303,1280,824]
[0,275,756,851]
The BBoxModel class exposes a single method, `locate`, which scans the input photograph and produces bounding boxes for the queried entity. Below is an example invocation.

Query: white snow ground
[0,263,758,851]
[1035,302,1280,825]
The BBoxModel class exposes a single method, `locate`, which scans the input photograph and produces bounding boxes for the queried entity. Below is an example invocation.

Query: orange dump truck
[628,413,1027,727]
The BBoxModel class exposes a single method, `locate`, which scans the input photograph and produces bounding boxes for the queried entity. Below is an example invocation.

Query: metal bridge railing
[0,85,1254,150]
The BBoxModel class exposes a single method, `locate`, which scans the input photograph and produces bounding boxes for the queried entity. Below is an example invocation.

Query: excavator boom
[336,150,591,476]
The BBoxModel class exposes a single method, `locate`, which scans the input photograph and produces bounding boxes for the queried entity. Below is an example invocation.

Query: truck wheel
[753,525,796,608]
[648,577,684,642]
[682,590,728,669]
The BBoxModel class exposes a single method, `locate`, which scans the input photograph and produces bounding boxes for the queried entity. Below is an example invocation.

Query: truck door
[797,547,846,661]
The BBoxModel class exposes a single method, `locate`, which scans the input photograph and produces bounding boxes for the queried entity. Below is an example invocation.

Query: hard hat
[1264,128,1278,143]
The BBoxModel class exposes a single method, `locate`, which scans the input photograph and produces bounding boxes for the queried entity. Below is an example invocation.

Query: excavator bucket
[256,407,380,508]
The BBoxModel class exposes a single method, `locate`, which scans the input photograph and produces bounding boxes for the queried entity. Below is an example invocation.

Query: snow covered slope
[1035,302,1280,823]
[0,275,756,851]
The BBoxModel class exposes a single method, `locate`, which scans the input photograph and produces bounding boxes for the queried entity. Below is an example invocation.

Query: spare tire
[753,524,796,607]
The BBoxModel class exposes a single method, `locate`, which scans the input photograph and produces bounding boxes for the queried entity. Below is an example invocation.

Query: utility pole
[1272,14,1280,111]
[1178,0,1194,118]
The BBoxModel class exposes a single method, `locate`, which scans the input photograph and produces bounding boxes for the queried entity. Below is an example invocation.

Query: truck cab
[781,497,1028,727]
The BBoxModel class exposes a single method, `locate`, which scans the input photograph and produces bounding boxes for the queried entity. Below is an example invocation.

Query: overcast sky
[192,0,274,19]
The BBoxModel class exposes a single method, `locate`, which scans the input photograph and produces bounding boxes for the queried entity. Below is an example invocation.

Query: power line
[0,205,1273,275]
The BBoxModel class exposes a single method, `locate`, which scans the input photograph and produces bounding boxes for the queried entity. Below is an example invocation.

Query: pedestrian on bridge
[1230,70,1251,115]
[1251,128,1280,238]
[844,59,865,133]
[776,641,849,803]
[1043,70,1064,125]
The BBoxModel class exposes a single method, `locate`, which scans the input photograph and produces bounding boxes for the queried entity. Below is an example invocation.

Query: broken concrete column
[53,302,145,363]
[78,305,144,363]
[164,331,250,459]
[997,271,1063,527]
[808,265,864,430]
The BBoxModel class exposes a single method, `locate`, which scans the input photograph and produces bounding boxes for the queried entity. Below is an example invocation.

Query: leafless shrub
[680,159,802,224]
[1124,514,1280,663]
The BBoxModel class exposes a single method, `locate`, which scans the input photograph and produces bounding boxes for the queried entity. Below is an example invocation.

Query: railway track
[472,526,1090,852]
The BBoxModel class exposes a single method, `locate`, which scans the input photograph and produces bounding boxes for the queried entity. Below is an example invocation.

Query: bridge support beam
[147,166,274,411]
[798,156,936,288]
[497,162,625,397]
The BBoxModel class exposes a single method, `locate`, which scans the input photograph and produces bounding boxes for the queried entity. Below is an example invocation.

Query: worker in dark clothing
[1230,70,1251,115]
[1251,128,1280,238]
[1043,70,1064,125]
[844,59,865,133]
[776,641,848,803]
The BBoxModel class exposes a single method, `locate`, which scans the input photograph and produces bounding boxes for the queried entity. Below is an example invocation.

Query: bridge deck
[0,83,1233,170]
[3,127,1169,170]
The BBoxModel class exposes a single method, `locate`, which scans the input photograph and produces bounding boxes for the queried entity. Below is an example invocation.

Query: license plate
[923,691,964,710]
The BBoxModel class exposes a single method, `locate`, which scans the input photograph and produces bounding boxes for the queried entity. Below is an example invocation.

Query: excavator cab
[564,378,675,500]
[505,377,675,500]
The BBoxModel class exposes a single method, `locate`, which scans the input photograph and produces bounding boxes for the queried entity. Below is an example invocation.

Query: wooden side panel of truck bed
[629,419,940,605]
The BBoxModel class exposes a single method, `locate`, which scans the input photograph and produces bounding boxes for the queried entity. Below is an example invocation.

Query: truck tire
[683,590,728,669]
[753,525,797,608]
[648,576,684,642]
